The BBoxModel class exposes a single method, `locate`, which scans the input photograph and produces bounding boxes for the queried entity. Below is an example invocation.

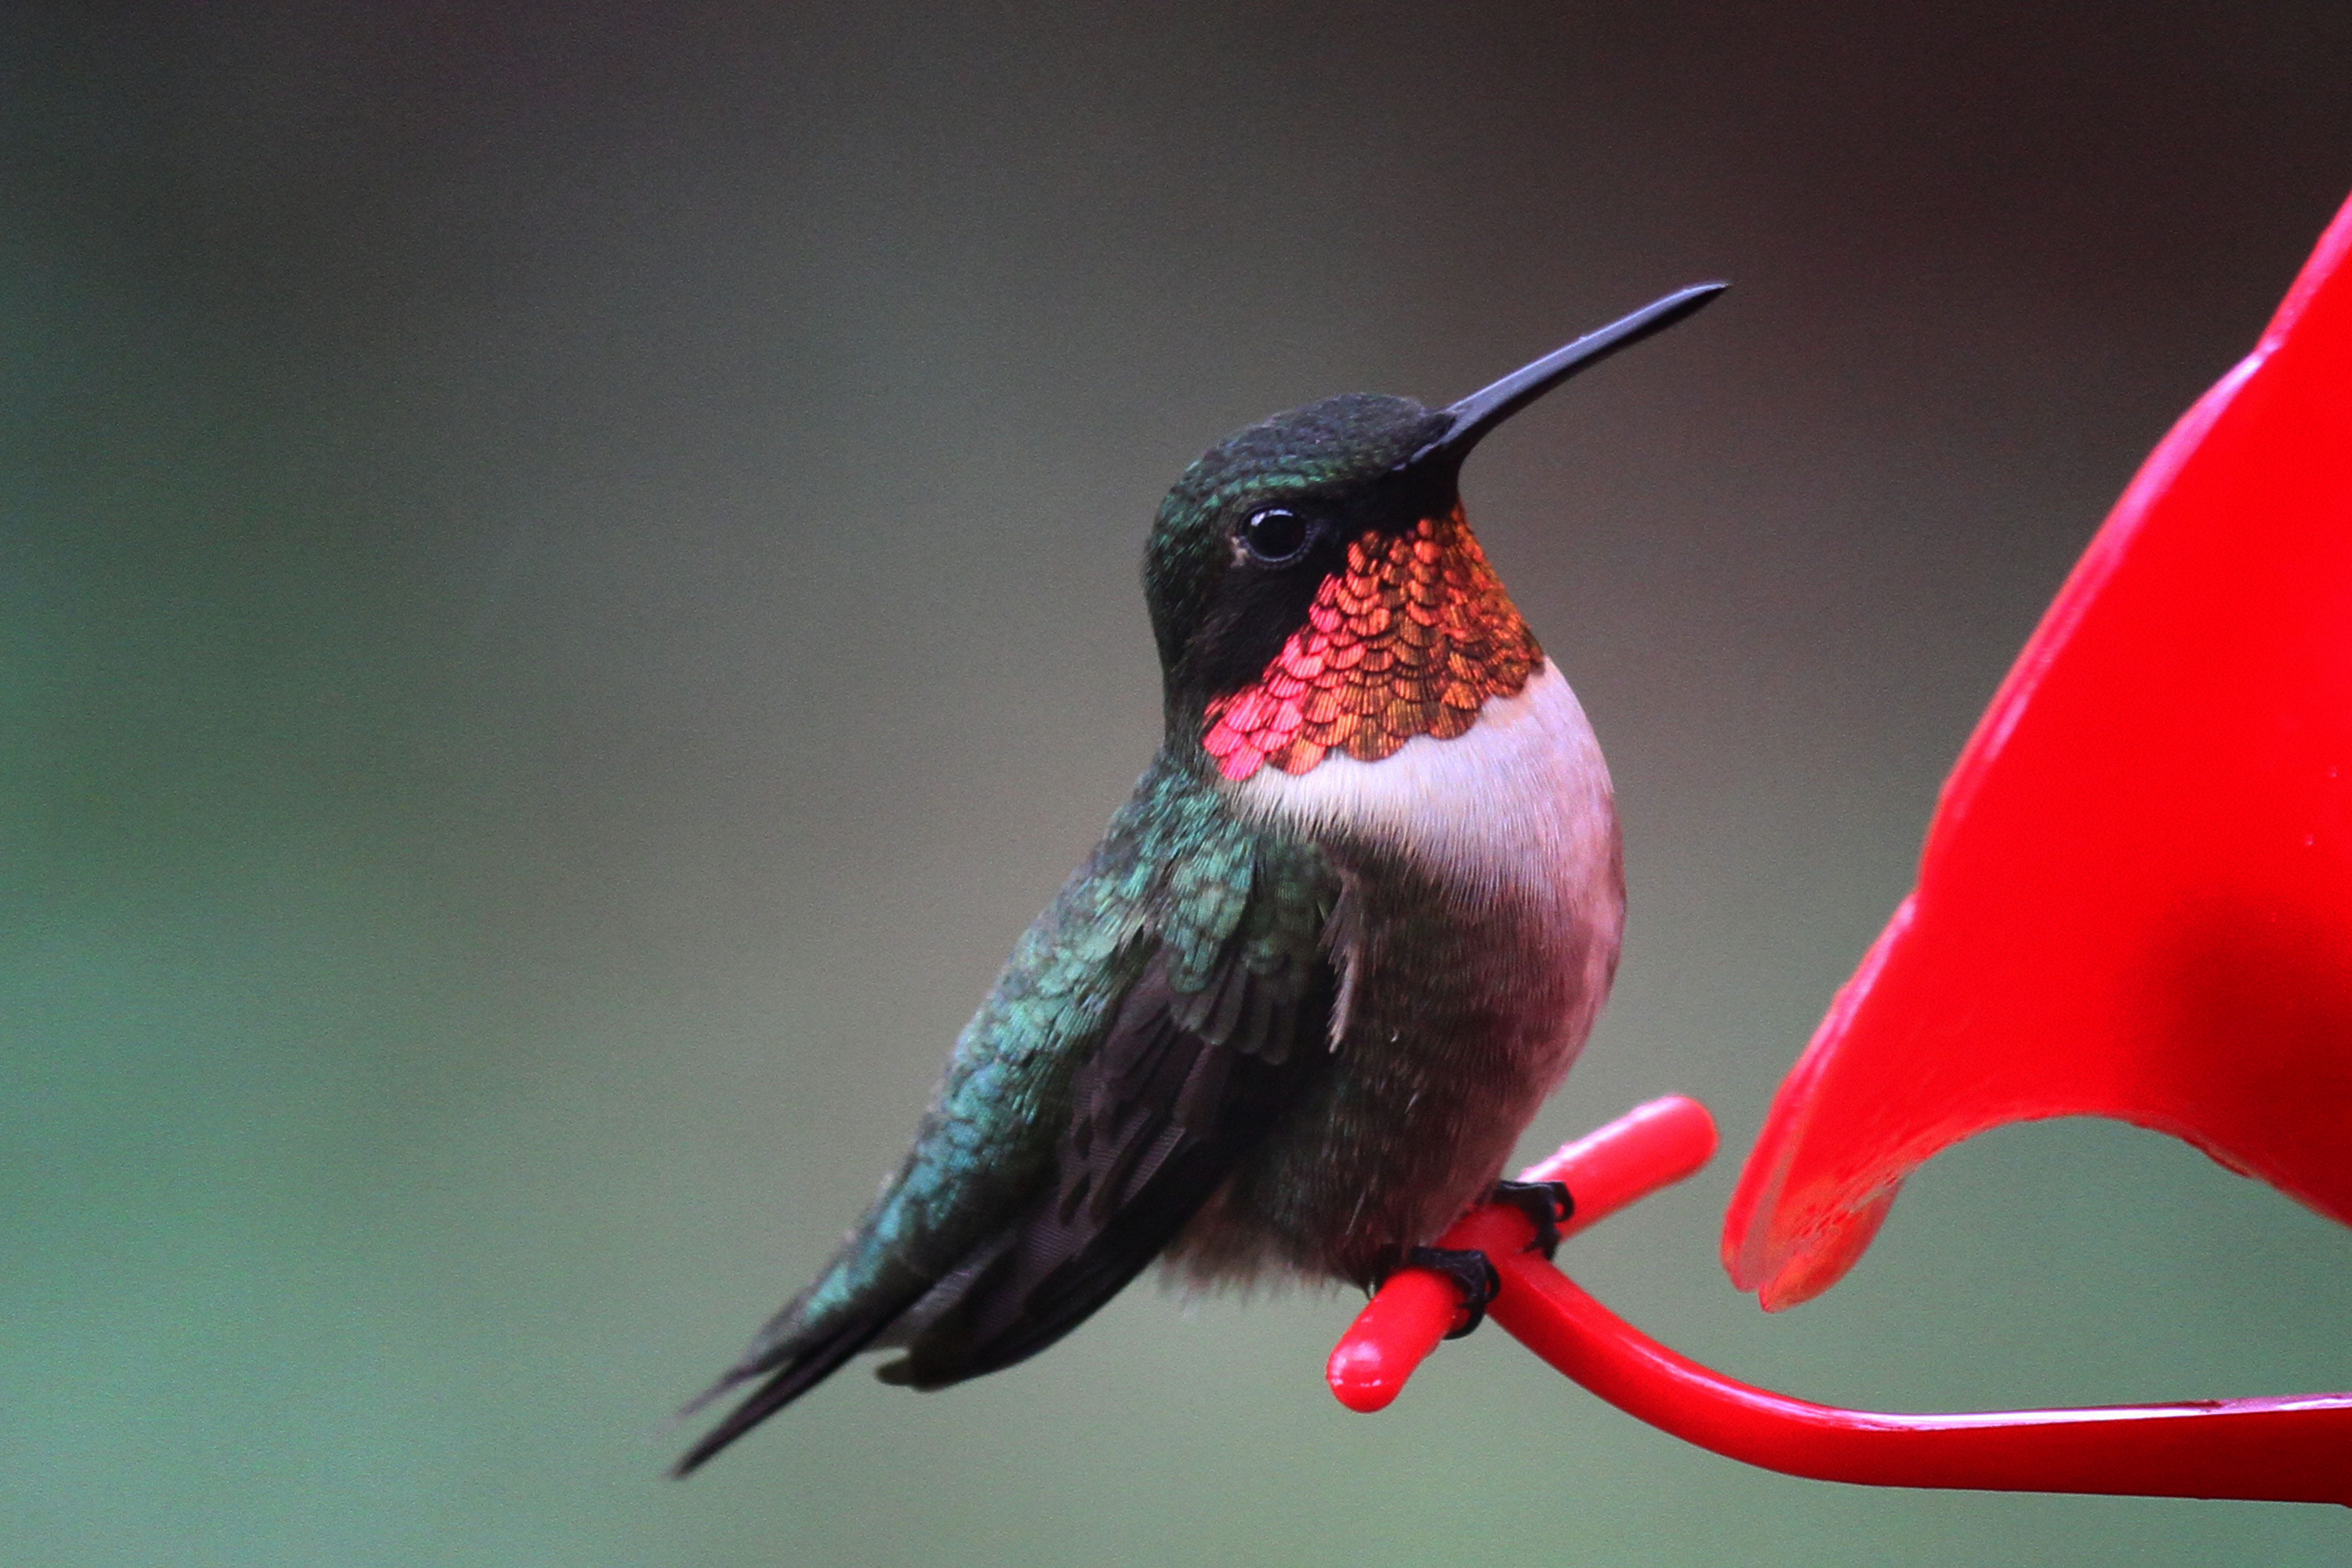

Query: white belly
[1226,658,1622,933]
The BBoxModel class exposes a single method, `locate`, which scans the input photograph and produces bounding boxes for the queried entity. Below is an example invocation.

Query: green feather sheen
[775,752,1331,1342]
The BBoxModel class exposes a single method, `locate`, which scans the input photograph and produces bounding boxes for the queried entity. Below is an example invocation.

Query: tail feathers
[671,1266,930,1477]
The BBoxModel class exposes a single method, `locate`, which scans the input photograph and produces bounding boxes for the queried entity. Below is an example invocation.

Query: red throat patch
[1200,509,1543,781]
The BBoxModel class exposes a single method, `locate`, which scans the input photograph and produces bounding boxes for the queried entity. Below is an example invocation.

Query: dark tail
[670,1310,895,1476]
[671,1261,933,1477]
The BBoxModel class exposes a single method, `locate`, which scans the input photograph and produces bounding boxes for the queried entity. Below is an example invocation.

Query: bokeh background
[7,4,2352,1564]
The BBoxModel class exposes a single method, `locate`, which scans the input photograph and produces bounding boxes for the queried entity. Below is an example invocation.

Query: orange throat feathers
[1200,509,1542,782]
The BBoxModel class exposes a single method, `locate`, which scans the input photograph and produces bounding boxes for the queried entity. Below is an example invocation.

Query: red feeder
[1725,189,2352,1308]
[1326,189,2352,1506]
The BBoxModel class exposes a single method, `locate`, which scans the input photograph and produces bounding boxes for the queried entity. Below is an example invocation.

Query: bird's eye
[1240,507,1312,565]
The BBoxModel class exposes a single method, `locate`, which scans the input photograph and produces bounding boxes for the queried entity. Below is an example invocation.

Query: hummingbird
[675,283,1725,1474]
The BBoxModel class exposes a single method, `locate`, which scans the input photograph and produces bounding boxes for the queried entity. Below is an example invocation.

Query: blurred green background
[6,5,2352,1564]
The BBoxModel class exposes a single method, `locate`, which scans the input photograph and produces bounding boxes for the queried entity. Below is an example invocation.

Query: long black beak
[1405,281,1727,477]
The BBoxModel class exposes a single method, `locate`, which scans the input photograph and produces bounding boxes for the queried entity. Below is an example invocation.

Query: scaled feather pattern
[1200,508,1541,779]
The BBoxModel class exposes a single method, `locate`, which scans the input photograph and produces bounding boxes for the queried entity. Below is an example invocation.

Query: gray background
[6,4,2352,1563]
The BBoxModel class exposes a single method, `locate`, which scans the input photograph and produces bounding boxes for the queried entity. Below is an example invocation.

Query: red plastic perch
[1327,1098,2352,1506]
[1327,1095,1719,1412]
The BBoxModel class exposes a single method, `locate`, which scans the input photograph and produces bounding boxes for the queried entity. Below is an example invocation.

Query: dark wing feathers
[876,944,1331,1388]
[674,786,1335,1474]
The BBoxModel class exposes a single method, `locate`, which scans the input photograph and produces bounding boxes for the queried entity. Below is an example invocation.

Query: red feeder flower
[1724,188,2352,1308]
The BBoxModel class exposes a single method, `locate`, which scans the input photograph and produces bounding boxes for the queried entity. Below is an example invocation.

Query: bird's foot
[1402,1245,1503,1340]
[1386,1184,1573,1342]
[1490,1178,1575,1259]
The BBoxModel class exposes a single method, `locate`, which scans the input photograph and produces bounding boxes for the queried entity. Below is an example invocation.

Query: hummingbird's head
[1143,284,1724,781]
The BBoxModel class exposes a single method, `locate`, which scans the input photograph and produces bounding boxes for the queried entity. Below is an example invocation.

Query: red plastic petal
[1725,191,2352,1309]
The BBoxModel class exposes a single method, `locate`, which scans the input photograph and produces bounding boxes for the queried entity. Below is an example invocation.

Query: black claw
[1491,1179,1575,1259]
[1404,1245,1502,1339]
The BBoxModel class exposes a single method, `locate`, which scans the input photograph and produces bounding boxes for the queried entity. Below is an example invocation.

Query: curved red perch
[1328,1095,1718,1412]
[1486,1205,2352,1507]
[1330,1100,2352,1505]
[1725,190,2352,1308]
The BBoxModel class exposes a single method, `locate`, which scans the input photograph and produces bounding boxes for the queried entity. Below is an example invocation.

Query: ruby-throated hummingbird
[676,283,1725,1473]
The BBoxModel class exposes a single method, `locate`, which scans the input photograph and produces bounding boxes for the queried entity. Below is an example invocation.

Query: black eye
[1240,507,1312,564]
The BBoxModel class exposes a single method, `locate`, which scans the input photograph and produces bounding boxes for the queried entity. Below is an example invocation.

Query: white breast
[1226,659,1622,926]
